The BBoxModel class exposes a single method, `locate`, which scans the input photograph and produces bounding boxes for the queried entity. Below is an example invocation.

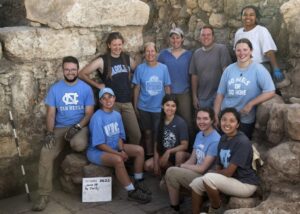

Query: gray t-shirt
[189,43,232,100]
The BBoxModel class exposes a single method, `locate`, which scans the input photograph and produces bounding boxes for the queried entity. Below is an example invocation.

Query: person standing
[87,88,151,204]
[158,27,193,140]
[132,42,171,157]
[32,56,95,211]
[234,5,285,84]
[79,32,141,146]
[190,25,232,109]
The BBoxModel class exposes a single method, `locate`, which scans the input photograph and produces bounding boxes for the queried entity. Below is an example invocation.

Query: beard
[64,75,78,83]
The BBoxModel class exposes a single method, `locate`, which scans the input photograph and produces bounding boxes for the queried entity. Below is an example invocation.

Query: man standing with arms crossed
[190,25,232,109]
[32,56,95,211]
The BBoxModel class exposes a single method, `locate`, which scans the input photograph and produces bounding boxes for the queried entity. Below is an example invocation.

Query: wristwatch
[75,123,82,130]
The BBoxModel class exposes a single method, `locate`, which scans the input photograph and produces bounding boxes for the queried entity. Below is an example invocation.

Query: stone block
[25,0,149,29]
[284,104,300,140]
[83,164,113,178]
[209,13,227,28]
[61,153,89,175]
[266,104,286,144]
[0,27,96,61]
[227,196,260,209]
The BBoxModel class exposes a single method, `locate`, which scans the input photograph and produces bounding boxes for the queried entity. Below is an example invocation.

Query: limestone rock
[209,13,227,28]
[185,0,198,9]
[198,0,223,13]
[83,164,113,178]
[266,104,286,144]
[0,27,96,61]
[227,196,260,210]
[25,0,150,29]
[284,104,300,141]
[61,154,88,176]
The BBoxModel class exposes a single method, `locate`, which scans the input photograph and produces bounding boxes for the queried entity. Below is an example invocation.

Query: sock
[170,204,180,211]
[125,183,135,191]
[134,173,143,181]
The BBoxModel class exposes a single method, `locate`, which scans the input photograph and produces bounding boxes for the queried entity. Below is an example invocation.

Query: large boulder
[0,27,96,61]
[25,0,150,29]
[284,104,300,141]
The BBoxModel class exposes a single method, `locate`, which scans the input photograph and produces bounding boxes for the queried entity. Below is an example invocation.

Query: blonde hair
[143,42,157,53]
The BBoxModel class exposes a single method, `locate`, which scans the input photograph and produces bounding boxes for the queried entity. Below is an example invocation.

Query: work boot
[128,188,151,204]
[134,179,152,195]
[32,195,49,211]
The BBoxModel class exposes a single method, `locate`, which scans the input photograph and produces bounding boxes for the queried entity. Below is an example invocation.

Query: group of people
[32,5,283,213]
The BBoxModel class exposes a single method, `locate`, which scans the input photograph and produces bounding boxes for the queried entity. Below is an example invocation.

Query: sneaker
[128,188,151,204]
[135,179,152,195]
[32,195,49,211]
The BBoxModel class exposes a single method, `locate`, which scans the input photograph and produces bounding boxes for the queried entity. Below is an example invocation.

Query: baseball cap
[169,27,184,37]
[99,87,115,98]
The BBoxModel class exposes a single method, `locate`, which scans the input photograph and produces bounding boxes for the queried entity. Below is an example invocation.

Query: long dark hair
[156,94,178,155]
[105,32,130,80]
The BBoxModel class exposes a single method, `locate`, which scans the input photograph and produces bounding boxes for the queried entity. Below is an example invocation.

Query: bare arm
[265,50,279,70]
[181,155,216,174]
[97,142,122,156]
[46,106,56,132]
[77,106,94,128]
[167,140,188,155]
[164,85,171,94]
[215,163,238,177]
[183,149,197,165]
[191,74,199,109]
[133,85,140,111]
[240,91,275,114]
[213,93,224,126]
[79,58,105,89]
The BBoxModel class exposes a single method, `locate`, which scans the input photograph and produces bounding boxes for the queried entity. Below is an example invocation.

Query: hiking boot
[32,195,49,211]
[134,179,152,195]
[128,188,151,204]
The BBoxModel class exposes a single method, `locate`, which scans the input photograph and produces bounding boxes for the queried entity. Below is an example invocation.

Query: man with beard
[32,56,95,211]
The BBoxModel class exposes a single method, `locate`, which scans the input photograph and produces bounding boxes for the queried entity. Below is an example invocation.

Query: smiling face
[108,38,123,57]
[100,93,115,112]
[242,8,257,30]
[163,100,177,118]
[63,62,79,83]
[235,42,252,64]
[196,111,213,133]
[169,34,184,49]
[144,44,157,64]
[200,28,214,48]
[220,112,239,137]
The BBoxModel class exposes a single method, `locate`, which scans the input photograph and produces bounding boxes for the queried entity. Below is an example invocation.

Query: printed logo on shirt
[228,77,251,96]
[104,122,120,137]
[111,65,129,76]
[62,93,79,105]
[163,129,176,149]
[146,76,163,96]
[195,145,205,165]
[220,149,231,168]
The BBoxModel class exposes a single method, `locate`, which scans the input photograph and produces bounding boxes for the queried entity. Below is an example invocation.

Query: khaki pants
[38,127,88,196]
[189,172,257,197]
[165,166,202,190]
[114,102,141,145]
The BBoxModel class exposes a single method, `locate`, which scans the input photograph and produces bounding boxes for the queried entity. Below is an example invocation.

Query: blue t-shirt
[217,62,275,123]
[158,49,192,94]
[132,62,171,112]
[45,79,95,127]
[88,109,126,152]
[193,129,220,166]
[217,131,259,185]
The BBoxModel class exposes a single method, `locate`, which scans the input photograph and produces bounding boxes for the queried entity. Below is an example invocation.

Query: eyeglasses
[63,68,78,72]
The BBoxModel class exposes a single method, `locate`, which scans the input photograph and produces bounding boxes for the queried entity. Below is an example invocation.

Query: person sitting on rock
[164,107,220,213]
[32,56,95,211]
[87,87,151,204]
[190,108,259,214]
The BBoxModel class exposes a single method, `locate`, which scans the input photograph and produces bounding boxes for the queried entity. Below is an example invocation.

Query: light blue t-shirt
[193,129,220,165]
[132,62,171,112]
[45,79,95,127]
[158,49,192,94]
[217,62,275,123]
[88,110,126,152]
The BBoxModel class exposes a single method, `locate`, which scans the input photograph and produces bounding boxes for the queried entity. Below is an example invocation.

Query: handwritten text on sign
[82,177,112,202]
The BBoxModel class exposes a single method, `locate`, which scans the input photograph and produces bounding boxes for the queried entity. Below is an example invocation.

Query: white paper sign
[82,177,112,202]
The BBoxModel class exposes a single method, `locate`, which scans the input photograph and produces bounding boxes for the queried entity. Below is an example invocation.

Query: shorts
[138,109,160,131]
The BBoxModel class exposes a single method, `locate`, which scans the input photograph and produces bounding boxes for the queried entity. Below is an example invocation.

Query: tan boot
[32,195,49,211]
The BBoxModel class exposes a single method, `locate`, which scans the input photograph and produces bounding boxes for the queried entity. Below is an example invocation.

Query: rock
[60,175,81,195]
[0,43,2,59]
[266,104,286,144]
[25,0,150,29]
[227,196,260,209]
[198,0,223,13]
[83,164,113,178]
[185,0,198,9]
[61,154,88,176]
[290,97,300,104]
[209,13,227,28]
[0,27,96,61]
[284,104,300,140]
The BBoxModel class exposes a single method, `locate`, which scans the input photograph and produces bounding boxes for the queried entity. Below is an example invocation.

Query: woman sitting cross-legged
[164,107,220,213]
[190,107,259,214]
[87,87,151,204]
[144,94,189,179]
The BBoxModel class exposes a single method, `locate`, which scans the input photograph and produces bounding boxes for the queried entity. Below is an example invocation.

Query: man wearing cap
[158,27,193,142]
[87,87,151,204]
[190,25,232,109]
[32,56,95,211]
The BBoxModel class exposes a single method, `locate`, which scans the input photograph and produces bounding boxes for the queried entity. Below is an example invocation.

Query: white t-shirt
[234,25,277,63]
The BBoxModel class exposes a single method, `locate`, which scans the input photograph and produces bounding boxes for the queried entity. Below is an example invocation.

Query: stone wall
[0,0,299,212]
